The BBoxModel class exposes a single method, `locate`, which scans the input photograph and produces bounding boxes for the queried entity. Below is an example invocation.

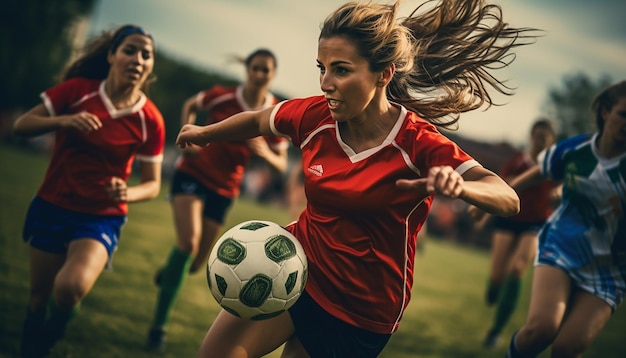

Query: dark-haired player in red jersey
[146,48,288,351]
[12,25,164,357]
[468,119,559,348]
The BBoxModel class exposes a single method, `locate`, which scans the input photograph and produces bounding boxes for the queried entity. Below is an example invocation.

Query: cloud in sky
[90,0,625,145]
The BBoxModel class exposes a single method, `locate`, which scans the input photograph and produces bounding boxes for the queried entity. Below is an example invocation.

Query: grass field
[1,143,624,358]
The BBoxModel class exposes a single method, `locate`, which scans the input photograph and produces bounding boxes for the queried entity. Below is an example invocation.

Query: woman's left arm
[247,137,288,173]
[396,165,519,217]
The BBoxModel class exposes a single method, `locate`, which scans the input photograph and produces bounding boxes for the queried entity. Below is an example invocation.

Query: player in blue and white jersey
[506,80,626,358]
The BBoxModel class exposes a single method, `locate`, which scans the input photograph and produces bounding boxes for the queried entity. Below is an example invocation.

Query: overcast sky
[89,0,626,146]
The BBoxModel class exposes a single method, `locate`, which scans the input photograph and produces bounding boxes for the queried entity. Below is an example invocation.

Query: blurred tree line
[1,0,96,114]
[542,72,614,139]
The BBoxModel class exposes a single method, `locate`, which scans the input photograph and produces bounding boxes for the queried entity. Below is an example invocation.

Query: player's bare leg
[197,310,295,358]
[551,291,611,357]
[189,217,221,273]
[44,238,108,354]
[510,266,570,356]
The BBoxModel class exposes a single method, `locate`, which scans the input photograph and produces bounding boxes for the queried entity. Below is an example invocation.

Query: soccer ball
[206,220,308,320]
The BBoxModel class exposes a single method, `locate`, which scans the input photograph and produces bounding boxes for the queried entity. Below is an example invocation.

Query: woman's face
[602,96,626,144]
[108,34,155,88]
[246,55,276,89]
[317,36,381,122]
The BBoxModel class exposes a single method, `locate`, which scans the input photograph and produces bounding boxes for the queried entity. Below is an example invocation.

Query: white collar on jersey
[235,85,275,111]
[99,80,147,118]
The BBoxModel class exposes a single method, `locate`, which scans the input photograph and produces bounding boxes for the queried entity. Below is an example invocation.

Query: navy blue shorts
[169,171,233,224]
[492,216,544,237]
[288,290,391,358]
[22,196,126,258]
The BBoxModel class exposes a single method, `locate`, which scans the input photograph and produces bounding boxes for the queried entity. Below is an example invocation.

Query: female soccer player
[13,25,164,357]
[177,1,538,356]
[468,119,558,348]
[506,81,626,357]
[146,48,288,351]
[470,118,560,348]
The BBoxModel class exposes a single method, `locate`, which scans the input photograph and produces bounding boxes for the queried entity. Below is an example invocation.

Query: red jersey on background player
[175,84,287,198]
[13,25,164,357]
[146,49,288,351]
[38,78,164,215]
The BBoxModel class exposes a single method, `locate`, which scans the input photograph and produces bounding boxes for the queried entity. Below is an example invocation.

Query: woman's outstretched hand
[176,124,206,148]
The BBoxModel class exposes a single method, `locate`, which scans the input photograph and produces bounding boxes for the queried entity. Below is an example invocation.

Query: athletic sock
[485,279,501,306]
[42,300,80,353]
[20,306,47,356]
[490,276,521,334]
[151,247,192,329]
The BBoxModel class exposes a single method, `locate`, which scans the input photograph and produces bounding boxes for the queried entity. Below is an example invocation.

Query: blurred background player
[146,48,288,351]
[468,118,558,348]
[13,25,164,357]
[506,80,626,357]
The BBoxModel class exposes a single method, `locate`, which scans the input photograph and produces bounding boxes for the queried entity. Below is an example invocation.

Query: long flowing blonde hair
[320,0,541,128]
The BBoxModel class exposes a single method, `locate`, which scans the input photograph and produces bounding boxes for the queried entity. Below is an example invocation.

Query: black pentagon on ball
[215,274,228,296]
[301,266,308,293]
[240,274,272,307]
[240,221,270,231]
[284,271,298,295]
[265,235,296,263]
[217,238,246,265]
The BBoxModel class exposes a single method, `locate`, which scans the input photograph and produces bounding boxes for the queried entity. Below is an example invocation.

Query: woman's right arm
[176,106,276,148]
[507,165,544,192]
[13,103,102,138]
[181,95,199,126]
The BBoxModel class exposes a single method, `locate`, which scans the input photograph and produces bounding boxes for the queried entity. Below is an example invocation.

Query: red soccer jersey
[175,86,288,198]
[270,96,479,334]
[37,78,165,216]
[499,152,555,222]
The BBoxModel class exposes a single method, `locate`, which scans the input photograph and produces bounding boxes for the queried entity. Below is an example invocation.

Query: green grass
[1,144,624,358]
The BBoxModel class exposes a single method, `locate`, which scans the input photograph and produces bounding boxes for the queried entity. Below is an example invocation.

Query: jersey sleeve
[537,133,591,181]
[196,86,226,111]
[270,96,328,147]
[136,101,165,163]
[40,78,90,116]
[410,121,480,176]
